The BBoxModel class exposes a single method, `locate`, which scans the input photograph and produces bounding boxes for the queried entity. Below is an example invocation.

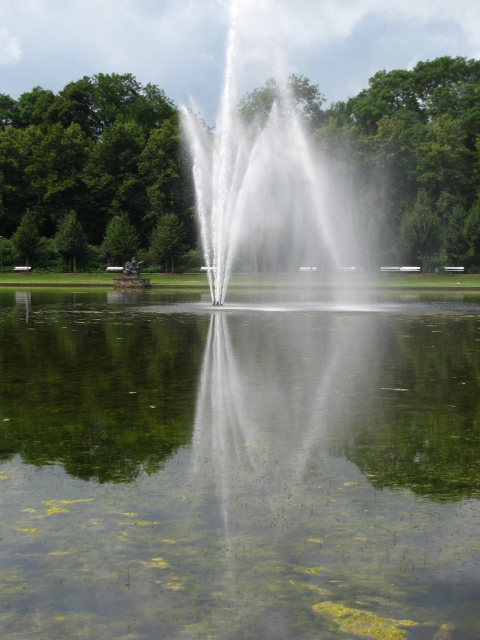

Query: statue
[123,257,143,277]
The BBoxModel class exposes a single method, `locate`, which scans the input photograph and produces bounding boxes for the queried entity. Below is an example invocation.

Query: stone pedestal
[113,276,150,289]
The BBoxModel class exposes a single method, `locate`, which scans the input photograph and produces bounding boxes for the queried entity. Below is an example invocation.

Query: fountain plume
[182,0,338,305]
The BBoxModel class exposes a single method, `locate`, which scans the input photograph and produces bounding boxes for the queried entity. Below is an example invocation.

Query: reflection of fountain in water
[190,310,374,634]
[15,291,31,323]
[182,0,340,306]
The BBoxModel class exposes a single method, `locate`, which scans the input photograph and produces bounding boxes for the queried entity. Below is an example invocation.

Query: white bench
[201,266,216,271]
[299,267,317,271]
[13,266,31,272]
[337,267,356,272]
[106,266,124,272]
[381,266,421,273]
[444,267,464,273]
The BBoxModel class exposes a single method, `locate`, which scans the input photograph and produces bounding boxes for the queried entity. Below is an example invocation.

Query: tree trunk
[73,254,76,273]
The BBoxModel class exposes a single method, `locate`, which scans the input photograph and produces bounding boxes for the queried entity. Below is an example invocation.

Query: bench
[444,267,464,273]
[13,266,31,272]
[399,266,421,272]
[337,267,356,272]
[380,267,400,272]
[106,266,124,272]
[299,267,317,271]
[381,266,421,273]
[201,266,216,271]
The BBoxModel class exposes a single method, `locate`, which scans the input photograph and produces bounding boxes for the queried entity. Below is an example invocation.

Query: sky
[1,0,480,126]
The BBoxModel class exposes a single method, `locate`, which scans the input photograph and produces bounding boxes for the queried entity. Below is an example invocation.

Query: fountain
[182,0,340,306]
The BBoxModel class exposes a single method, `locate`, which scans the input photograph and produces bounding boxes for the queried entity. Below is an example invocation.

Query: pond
[1,288,480,639]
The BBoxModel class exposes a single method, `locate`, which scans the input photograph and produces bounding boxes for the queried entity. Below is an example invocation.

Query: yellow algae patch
[122,512,138,518]
[0,471,11,480]
[307,538,323,544]
[381,388,409,392]
[165,583,184,590]
[305,566,331,575]
[133,520,156,526]
[48,551,70,556]
[20,528,38,534]
[344,482,359,487]
[162,539,176,544]
[356,537,369,542]
[312,602,418,639]
[433,624,453,639]
[151,558,170,569]
[22,508,36,513]
[46,507,70,516]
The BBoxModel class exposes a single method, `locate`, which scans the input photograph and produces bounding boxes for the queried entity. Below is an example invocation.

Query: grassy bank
[1,271,480,289]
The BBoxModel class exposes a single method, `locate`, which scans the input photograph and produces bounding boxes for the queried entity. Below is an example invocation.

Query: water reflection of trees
[327,314,480,502]
[0,299,208,482]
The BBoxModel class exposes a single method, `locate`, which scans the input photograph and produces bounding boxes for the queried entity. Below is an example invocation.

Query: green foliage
[238,73,326,127]
[150,213,186,272]
[1,57,480,271]
[34,236,63,271]
[397,190,443,272]
[0,236,14,268]
[464,196,480,255]
[12,209,40,266]
[55,210,88,271]
[102,211,139,265]
[444,202,468,262]
[0,93,19,129]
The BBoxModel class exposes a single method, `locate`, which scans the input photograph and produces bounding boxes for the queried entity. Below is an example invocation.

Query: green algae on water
[312,601,418,639]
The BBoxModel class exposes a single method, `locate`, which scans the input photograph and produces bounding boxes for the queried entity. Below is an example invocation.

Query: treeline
[0,73,198,271]
[1,57,480,272]
[238,56,480,271]
[316,56,480,270]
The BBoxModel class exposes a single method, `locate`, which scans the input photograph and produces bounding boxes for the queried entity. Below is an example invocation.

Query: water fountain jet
[182,0,340,305]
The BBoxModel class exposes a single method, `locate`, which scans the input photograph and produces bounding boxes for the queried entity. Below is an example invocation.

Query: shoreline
[1,272,480,291]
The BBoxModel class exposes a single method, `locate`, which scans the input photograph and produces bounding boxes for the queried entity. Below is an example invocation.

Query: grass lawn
[0,271,480,289]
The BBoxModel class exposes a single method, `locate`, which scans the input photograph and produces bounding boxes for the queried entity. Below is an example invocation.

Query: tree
[347,68,422,135]
[16,86,55,128]
[464,197,480,255]
[139,116,196,242]
[0,94,19,129]
[101,212,139,266]
[150,213,186,272]
[92,73,142,131]
[238,74,326,127]
[415,115,468,204]
[83,119,146,242]
[55,210,88,272]
[397,190,443,273]
[12,209,40,267]
[444,203,468,264]
[48,77,98,138]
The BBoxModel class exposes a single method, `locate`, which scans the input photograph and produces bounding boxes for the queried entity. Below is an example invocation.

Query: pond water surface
[1,288,480,639]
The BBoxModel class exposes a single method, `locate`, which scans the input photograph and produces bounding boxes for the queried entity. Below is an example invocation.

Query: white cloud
[0,0,479,121]
[0,28,22,66]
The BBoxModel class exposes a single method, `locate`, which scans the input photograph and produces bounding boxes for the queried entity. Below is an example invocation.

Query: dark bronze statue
[123,257,143,277]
